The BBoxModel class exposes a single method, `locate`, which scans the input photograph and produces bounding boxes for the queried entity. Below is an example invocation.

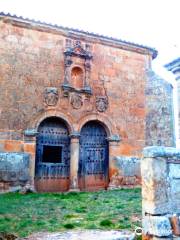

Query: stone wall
[0,15,154,191]
[0,152,30,192]
[109,156,141,188]
[142,146,180,239]
[145,70,175,147]
[0,16,150,157]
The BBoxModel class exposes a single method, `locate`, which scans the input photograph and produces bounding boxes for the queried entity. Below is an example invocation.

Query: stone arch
[35,115,71,192]
[30,110,74,135]
[77,114,117,137]
[78,120,109,191]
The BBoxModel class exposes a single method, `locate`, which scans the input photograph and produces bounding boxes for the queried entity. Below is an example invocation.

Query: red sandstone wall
[0,20,147,157]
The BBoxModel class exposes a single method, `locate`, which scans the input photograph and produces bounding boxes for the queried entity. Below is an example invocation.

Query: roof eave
[0,12,158,59]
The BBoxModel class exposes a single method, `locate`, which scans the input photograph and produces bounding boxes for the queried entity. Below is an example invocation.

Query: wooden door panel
[35,118,70,192]
[79,121,109,191]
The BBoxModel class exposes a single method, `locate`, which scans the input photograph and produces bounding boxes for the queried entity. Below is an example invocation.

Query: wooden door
[35,117,70,192]
[79,121,109,191]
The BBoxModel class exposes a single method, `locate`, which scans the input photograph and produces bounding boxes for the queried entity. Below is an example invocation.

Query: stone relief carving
[70,93,83,109]
[44,87,59,106]
[96,96,108,112]
[63,39,92,94]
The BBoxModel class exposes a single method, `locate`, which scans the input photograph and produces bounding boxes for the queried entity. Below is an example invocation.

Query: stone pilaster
[107,135,121,189]
[165,58,180,144]
[177,79,180,140]
[24,129,38,188]
[69,132,80,192]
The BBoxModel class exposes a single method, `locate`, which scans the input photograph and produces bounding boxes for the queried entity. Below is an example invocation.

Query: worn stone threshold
[21,230,135,240]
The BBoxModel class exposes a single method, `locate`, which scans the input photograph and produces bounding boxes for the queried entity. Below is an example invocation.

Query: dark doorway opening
[42,145,62,163]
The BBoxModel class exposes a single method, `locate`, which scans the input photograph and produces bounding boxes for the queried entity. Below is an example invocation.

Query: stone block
[141,155,169,214]
[170,216,180,236]
[115,156,140,177]
[169,179,180,212]
[143,215,172,237]
[169,164,180,179]
[4,140,23,152]
[23,143,36,154]
[0,152,30,189]
[143,147,180,159]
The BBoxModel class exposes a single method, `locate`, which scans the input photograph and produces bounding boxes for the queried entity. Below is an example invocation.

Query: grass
[0,188,141,237]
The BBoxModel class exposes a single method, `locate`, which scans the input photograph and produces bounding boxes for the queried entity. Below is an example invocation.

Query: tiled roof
[0,12,158,59]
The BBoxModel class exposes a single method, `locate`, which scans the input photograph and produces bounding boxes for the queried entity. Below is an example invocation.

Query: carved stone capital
[107,135,121,142]
[24,129,38,137]
[70,131,81,139]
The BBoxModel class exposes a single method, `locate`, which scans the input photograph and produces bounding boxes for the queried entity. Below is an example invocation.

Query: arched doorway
[35,117,70,192]
[78,121,109,191]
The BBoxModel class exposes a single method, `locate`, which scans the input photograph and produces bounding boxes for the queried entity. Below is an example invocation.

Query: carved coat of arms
[44,87,59,106]
[70,93,83,109]
[96,96,108,112]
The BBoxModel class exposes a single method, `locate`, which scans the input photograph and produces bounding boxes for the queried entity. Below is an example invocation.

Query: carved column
[64,54,72,85]
[84,58,91,88]
[69,132,80,191]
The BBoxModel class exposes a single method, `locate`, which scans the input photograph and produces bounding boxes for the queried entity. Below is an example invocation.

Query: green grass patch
[0,188,141,237]
[100,219,113,227]
[63,223,75,229]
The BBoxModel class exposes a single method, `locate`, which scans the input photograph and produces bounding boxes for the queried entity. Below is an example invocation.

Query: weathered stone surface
[141,156,169,214]
[169,164,180,179]
[23,230,135,240]
[142,147,180,240]
[0,152,30,191]
[0,15,153,190]
[165,58,180,144]
[143,146,180,158]
[115,156,140,177]
[108,156,141,187]
[170,215,180,236]
[143,216,172,237]
[0,15,148,159]
[145,70,175,147]
[0,14,175,192]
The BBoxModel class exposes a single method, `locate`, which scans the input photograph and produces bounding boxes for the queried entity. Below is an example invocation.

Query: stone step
[24,230,135,240]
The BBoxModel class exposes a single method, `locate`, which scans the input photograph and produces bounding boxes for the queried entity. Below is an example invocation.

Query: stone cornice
[164,58,180,71]
[143,146,180,158]
[0,12,157,59]
[164,58,180,81]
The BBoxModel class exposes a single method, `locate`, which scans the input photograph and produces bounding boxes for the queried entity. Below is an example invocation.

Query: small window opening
[42,145,62,163]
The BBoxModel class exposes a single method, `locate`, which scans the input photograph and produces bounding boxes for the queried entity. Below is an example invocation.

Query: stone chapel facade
[0,13,175,192]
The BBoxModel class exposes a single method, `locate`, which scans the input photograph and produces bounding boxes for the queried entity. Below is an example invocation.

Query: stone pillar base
[107,185,121,190]
[68,188,80,192]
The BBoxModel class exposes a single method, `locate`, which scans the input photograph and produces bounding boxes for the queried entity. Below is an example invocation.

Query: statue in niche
[44,87,59,106]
